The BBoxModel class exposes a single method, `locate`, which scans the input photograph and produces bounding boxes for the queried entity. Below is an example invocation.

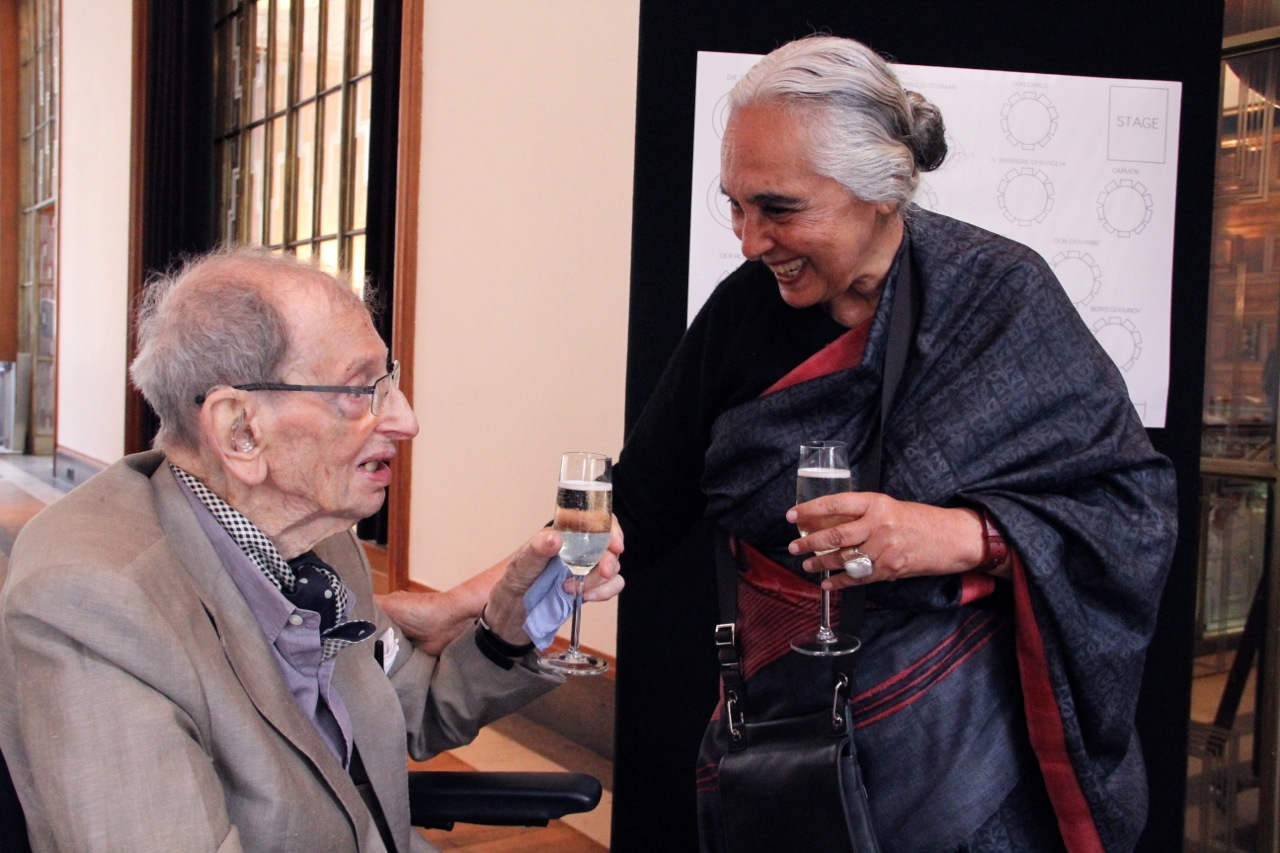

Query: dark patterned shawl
[697,208,1177,852]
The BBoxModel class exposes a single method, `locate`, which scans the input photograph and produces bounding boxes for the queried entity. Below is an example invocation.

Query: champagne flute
[790,441,862,657]
[541,451,612,676]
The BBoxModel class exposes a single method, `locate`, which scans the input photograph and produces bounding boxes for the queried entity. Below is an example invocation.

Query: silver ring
[842,548,874,578]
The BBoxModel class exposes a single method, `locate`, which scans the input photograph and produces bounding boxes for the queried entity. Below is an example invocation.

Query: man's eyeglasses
[194,360,401,416]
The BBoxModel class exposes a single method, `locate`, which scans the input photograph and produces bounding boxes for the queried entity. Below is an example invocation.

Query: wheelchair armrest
[407,770,602,830]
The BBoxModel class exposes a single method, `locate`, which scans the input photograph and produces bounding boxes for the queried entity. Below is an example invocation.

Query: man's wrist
[480,586,532,646]
[474,605,535,669]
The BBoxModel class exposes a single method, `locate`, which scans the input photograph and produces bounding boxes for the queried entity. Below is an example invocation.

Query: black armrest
[407,770,602,830]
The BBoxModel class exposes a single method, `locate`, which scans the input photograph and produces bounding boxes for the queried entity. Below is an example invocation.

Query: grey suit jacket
[0,452,560,852]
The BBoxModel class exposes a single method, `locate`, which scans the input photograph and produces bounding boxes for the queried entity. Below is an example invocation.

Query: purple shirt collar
[171,467,355,766]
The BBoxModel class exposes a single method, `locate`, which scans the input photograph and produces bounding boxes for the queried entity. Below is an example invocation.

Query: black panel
[619,3,1222,851]
[356,0,402,545]
[134,0,217,451]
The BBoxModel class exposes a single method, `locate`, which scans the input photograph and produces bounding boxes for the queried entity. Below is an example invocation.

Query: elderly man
[0,249,622,852]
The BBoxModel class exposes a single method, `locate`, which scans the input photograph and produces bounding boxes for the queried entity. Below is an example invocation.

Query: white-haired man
[0,249,623,852]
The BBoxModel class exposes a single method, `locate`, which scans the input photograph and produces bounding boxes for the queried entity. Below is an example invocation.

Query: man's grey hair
[728,35,947,209]
[129,247,370,452]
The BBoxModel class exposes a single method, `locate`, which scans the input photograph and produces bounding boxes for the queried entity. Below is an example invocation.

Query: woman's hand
[786,492,984,589]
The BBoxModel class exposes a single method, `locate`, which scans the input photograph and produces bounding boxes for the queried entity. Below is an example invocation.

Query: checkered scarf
[171,464,374,659]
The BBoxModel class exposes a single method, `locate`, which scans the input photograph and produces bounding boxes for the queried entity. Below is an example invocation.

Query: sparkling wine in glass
[790,441,862,657]
[541,451,611,676]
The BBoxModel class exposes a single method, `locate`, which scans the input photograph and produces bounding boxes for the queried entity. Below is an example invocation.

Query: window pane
[1224,0,1280,37]
[18,136,31,209]
[317,237,339,273]
[41,123,53,203]
[319,90,343,236]
[351,75,369,227]
[325,0,346,88]
[1186,476,1266,846]
[294,241,313,262]
[299,0,320,98]
[214,22,229,132]
[34,50,46,129]
[271,0,291,113]
[250,1,268,121]
[34,125,45,202]
[215,140,229,237]
[18,3,31,60]
[356,0,372,75]
[268,115,287,246]
[47,102,57,191]
[1203,49,1280,462]
[248,124,266,243]
[19,56,33,135]
[295,101,316,238]
[20,214,34,285]
[230,14,244,130]
[349,232,365,297]
[227,136,242,238]
[34,351,53,432]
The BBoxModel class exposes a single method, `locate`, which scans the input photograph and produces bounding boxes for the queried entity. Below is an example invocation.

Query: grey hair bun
[905,90,947,172]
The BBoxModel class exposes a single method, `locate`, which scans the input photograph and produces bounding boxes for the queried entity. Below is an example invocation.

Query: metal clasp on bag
[714,622,735,648]
[831,673,850,732]
[726,690,745,743]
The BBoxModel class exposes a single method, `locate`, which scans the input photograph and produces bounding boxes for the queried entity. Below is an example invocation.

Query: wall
[54,0,132,465]
[408,0,639,656]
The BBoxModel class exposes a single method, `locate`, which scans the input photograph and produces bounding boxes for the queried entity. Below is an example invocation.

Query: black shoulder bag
[712,253,916,853]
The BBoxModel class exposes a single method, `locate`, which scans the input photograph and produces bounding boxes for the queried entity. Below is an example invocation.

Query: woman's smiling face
[720,101,903,315]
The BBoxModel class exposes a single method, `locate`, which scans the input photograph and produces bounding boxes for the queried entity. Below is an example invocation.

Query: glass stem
[569,573,586,652]
[819,570,834,636]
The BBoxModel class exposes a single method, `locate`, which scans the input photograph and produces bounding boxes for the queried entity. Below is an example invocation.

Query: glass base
[539,649,609,676]
[790,629,861,657]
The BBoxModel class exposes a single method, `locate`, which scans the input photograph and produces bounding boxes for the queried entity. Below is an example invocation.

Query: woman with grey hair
[609,34,1176,852]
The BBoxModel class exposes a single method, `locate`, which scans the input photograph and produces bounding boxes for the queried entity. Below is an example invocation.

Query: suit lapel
[320,535,413,851]
[149,461,385,850]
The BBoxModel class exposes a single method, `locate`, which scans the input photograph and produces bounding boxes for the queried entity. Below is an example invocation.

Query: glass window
[1187,476,1267,851]
[1195,35,1280,853]
[1224,0,1280,38]
[16,0,58,454]
[1203,51,1280,463]
[213,0,373,279]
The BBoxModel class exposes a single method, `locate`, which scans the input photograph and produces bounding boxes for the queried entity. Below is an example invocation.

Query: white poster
[688,51,1182,427]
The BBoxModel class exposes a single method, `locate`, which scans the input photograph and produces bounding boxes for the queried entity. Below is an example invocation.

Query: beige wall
[49,0,639,656]
[408,0,639,656]
[55,0,132,465]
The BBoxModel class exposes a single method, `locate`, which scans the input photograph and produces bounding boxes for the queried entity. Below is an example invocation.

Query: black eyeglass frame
[194,360,401,415]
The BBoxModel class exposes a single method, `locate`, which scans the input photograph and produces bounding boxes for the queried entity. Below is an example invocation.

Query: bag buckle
[831,673,849,731]
[726,690,745,743]
[714,623,735,647]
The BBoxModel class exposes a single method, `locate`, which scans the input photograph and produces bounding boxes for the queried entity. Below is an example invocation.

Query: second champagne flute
[790,440,862,657]
[540,451,612,676]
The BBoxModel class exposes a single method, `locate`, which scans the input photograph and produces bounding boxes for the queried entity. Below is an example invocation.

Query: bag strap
[714,242,918,742]
[713,536,749,745]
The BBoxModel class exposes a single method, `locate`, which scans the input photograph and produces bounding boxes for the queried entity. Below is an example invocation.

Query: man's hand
[377,520,626,653]
[483,530,564,645]
[577,515,625,602]
[486,521,626,646]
